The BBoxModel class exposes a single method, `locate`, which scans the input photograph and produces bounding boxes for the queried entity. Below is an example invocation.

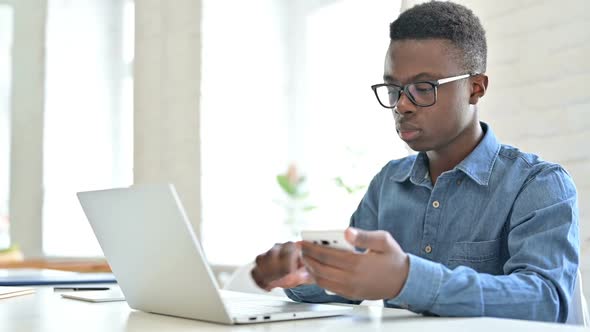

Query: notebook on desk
[61,288,125,302]
[77,184,352,325]
[0,268,116,286]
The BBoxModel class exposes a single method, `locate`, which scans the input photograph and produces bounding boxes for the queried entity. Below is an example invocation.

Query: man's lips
[398,129,421,141]
[397,125,421,141]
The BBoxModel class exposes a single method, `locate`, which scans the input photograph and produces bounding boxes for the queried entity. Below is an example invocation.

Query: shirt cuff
[386,253,443,312]
[284,284,328,302]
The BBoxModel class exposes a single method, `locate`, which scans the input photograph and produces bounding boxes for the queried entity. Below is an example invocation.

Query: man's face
[384,39,476,152]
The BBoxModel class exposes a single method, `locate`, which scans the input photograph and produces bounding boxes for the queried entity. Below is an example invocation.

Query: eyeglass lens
[375,82,436,107]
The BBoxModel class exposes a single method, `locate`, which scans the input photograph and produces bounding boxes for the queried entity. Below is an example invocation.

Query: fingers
[346,227,395,253]
[251,242,304,290]
[302,251,350,284]
[304,262,360,300]
[266,267,313,290]
[300,241,359,270]
[312,274,360,300]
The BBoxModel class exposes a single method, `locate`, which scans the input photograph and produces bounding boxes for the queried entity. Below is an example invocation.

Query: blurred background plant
[275,163,316,238]
[275,161,369,238]
[333,176,366,195]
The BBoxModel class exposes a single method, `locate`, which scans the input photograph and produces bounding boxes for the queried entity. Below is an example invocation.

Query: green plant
[275,164,316,235]
[333,176,366,195]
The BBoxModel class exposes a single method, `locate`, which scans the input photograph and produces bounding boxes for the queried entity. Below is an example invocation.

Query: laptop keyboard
[226,298,320,316]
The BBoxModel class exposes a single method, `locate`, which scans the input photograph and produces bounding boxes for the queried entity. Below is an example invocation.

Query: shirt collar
[389,153,428,185]
[390,122,501,186]
[455,122,501,186]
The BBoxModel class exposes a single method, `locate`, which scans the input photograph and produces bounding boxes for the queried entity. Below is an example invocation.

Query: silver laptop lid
[77,184,233,324]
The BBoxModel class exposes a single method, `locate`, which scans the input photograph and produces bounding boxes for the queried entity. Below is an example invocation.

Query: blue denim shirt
[285,122,579,322]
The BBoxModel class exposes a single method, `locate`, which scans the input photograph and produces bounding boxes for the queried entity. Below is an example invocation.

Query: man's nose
[395,90,415,115]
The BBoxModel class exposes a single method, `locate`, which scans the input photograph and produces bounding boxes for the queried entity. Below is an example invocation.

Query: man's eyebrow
[383,74,396,83]
[383,72,440,83]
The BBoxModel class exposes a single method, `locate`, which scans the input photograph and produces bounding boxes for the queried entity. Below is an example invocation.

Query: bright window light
[0,4,13,250]
[201,0,405,266]
[43,0,133,256]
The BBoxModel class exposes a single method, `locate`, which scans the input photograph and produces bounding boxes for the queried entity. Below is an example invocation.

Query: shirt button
[456,179,462,185]
[432,200,440,208]
[424,245,432,253]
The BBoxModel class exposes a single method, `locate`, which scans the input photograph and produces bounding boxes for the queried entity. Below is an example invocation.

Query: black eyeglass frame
[370,73,478,108]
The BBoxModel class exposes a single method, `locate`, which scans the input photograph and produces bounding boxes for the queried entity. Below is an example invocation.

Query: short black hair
[389,1,487,73]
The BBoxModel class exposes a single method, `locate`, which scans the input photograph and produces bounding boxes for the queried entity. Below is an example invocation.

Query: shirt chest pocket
[447,238,504,275]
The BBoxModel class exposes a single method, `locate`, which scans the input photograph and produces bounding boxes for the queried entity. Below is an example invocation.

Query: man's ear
[469,74,488,105]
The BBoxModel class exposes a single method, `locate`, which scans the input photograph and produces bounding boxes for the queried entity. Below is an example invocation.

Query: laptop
[77,184,352,324]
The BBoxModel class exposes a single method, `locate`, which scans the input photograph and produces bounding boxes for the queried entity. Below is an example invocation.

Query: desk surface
[0,285,587,332]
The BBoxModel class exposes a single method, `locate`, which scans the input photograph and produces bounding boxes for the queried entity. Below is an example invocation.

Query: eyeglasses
[371,73,477,108]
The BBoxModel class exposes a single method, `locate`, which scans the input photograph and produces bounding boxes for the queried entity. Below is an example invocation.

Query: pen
[53,287,110,292]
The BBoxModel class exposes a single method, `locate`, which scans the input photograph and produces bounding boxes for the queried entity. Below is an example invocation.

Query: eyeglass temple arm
[437,73,478,85]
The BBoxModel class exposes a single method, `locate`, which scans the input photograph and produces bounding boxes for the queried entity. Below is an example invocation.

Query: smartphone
[300,230,355,252]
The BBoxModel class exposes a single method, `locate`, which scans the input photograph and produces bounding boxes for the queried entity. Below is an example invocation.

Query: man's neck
[426,122,484,184]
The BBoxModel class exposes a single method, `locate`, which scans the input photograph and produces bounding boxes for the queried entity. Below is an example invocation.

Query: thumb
[345,227,394,253]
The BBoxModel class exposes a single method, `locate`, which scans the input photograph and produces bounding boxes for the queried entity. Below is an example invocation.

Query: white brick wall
[452,0,590,301]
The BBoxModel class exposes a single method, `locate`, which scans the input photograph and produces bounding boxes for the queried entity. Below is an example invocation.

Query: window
[14,0,404,260]
[42,0,133,256]
[201,0,406,266]
[0,4,13,250]
[200,0,290,265]
[297,0,408,229]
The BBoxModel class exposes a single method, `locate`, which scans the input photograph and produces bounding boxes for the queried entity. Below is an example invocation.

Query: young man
[251,2,579,323]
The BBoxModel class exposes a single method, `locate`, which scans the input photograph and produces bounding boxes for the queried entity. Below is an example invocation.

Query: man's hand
[301,227,409,300]
[251,242,314,291]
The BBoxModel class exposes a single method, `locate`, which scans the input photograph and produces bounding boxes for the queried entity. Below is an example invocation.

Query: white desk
[0,285,587,332]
